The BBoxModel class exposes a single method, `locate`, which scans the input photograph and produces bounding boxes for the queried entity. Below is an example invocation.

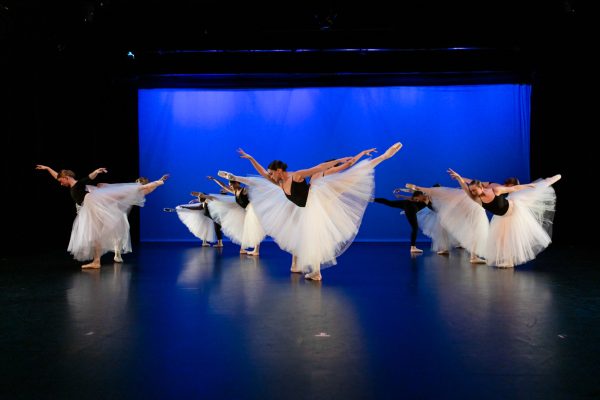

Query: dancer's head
[468,180,485,196]
[267,160,288,182]
[411,190,427,202]
[136,177,149,185]
[229,180,242,190]
[503,177,520,186]
[57,169,76,187]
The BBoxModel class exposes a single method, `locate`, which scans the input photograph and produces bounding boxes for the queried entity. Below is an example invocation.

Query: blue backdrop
[139,84,531,242]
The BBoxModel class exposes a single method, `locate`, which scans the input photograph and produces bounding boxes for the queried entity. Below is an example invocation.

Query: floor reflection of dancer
[372,190,430,254]
[164,193,223,248]
[205,176,265,255]
[448,168,561,268]
[36,165,168,269]
[218,142,402,281]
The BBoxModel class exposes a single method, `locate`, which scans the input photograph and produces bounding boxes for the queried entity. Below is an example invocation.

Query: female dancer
[36,165,168,268]
[204,176,266,255]
[395,184,458,255]
[163,193,223,247]
[405,181,489,264]
[218,142,402,280]
[372,190,431,254]
[447,168,561,268]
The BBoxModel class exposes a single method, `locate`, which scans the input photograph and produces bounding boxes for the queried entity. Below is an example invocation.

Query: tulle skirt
[427,187,489,257]
[175,205,217,243]
[246,159,375,272]
[68,183,145,261]
[207,195,266,248]
[485,177,558,266]
[416,207,459,252]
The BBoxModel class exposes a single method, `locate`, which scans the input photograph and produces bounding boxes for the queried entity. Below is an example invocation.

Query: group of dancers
[36,140,560,280]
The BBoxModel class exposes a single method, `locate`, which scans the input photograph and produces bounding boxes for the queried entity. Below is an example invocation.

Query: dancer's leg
[290,255,302,273]
[369,142,402,167]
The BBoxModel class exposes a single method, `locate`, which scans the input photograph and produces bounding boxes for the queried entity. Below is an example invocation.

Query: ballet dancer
[372,190,431,254]
[204,176,265,255]
[36,165,168,268]
[448,168,561,268]
[163,192,223,247]
[218,142,402,280]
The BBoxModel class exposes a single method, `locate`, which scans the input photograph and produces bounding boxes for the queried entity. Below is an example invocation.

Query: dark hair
[468,180,483,188]
[229,180,241,186]
[57,169,75,179]
[135,177,149,185]
[268,160,288,171]
[503,177,520,186]
[411,190,425,198]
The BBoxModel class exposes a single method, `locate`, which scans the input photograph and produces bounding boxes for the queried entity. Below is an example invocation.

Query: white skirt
[246,159,375,272]
[175,205,217,243]
[207,195,266,248]
[68,183,145,261]
[485,177,558,266]
[417,207,459,252]
[426,187,489,257]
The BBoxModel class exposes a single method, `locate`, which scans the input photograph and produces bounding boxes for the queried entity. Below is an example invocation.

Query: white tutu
[416,207,459,252]
[207,195,266,248]
[246,159,375,272]
[426,187,489,257]
[175,205,217,243]
[485,177,558,266]
[68,183,145,261]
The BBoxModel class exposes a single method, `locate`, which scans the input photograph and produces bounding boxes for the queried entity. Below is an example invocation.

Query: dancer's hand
[35,165,49,171]
[94,167,108,175]
[362,148,377,157]
[207,176,215,180]
[447,168,461,180]
[237,148,252,159]
[159,174,170,182]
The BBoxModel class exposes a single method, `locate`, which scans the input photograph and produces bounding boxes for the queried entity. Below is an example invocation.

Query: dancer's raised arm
[292,157,352,180]
[87,167,108,180]
[322,148,377,176]
[447,168,477,200]
[207,176,234,194]
[35,165,59,180]
[237,148,274,182]
[492,182,536,196]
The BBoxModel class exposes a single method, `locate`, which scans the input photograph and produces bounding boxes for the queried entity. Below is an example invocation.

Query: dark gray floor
[1,242,599,399]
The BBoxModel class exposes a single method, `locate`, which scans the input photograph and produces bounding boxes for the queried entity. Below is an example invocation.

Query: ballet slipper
[304,271,322,281]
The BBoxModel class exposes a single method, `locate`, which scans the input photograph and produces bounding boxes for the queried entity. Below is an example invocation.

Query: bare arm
[35,165,59,180]
[237,148,276,183]
[88,167,107,180]
[493,183,535,195]
[294,157,352,180]
[447,168,478,201]
[322,148,377,176]
[207,176,234,194]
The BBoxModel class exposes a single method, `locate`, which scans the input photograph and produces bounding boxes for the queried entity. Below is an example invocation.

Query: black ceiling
[0,0,580,74]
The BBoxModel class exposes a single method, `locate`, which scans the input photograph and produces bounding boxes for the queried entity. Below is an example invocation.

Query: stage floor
[1,242,599,399]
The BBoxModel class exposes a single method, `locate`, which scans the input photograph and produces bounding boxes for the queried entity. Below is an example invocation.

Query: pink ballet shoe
[218,171,235,180]
[304,271,322,281]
